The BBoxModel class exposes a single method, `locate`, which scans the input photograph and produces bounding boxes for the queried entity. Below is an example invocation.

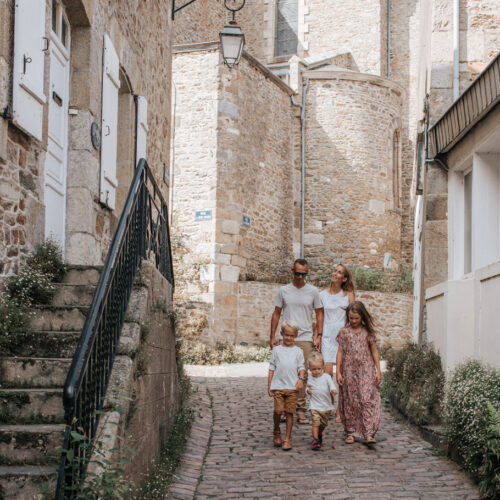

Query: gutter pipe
[387,0,391,78]
[291,78,310,259]
[453,0,459,100]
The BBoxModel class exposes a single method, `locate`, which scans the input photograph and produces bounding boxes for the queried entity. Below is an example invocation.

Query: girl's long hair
[330,264,355,293]
[345,300,376,335]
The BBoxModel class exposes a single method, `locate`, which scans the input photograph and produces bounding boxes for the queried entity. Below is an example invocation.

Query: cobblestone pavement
[167,374,479,500]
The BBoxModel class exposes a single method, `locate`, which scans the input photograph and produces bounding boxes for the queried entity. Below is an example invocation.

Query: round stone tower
[302,68,406,274]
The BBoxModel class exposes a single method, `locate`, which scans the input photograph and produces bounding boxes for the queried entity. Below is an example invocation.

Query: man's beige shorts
[273,390,298,414]
[310,409,330,428]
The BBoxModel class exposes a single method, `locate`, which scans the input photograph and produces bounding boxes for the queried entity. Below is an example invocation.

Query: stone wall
[171,46,297,342]
[0,0,173,278]
[236,281,413,348]
[302,71,406,275]
[121,261,178,485]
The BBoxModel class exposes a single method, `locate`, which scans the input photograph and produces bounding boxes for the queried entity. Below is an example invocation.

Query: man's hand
[268,388,274,397]
[331,389,338,396]
[307,388,312,395]
[296,379,304,391]
[375,370,382,386]
[313,336,321,351]
[270,337,279,348]
[336,372,343,386]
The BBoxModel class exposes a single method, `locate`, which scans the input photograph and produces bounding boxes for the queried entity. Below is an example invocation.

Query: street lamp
[219,0,246,68]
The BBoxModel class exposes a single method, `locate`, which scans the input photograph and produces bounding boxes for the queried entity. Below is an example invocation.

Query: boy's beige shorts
[273,389,298,414]
[310,409,330,428]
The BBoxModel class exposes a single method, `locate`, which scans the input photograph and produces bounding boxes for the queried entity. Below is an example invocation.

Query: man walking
[270,258,324,424]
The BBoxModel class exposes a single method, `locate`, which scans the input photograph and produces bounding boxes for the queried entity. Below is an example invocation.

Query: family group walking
[269,258,382,451]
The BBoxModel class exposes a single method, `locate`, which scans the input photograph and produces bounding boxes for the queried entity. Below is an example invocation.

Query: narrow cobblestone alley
[167,369,479,500]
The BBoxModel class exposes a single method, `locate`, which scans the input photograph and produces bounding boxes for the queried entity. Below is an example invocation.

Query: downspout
[133,94,139,168]
[169,81,177,225]
[290,78,309,259]
[453,0,459,101]
[387,0,391,79]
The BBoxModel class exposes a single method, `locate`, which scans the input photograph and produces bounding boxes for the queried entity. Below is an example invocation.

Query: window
[275,0,298,57]
[392,130,401,208]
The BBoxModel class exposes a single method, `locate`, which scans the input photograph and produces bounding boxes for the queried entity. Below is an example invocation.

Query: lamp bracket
[224,0,246,21]
[172,0,199,20]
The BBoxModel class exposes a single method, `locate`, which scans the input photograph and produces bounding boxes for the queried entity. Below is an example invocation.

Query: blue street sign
[195,210,212,221]
[243,215,251,227]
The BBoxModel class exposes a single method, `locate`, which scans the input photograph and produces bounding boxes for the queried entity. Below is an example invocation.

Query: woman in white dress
[317,264,355,421]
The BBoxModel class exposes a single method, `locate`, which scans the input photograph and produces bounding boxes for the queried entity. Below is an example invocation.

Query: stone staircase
[0,266,101,499]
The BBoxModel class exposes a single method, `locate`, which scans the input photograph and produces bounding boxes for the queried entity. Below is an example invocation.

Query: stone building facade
[0,0,172,277]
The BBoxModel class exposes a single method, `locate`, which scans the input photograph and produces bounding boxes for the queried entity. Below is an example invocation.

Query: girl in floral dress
[336,301,382,444]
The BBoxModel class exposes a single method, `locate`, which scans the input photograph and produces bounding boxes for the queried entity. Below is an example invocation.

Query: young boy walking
[268,323,306,451]
[307,351,337,450]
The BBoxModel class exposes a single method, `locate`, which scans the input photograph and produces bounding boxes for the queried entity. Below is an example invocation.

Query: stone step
[8,331,80,358]
[0,465,56,499]
[62,265,102,286]
[0,424,65,464]
[52,283,96,307]
[31,306,89,331]
[0,389,64,424]
[0,358,71,388]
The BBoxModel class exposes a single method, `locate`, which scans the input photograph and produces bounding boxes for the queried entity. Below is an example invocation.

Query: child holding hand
[336,300,382,444]
[307,351,337,450]
[268,322,306,451]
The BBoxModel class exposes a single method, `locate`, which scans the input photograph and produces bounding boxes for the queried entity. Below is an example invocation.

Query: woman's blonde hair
[330,263,355,293]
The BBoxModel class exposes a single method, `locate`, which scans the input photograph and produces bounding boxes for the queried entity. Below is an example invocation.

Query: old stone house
[0,0,179,495]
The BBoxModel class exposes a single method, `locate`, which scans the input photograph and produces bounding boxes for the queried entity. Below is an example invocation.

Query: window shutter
[100,34,120,209]
[12,0,47,141]
[135,96,148,165]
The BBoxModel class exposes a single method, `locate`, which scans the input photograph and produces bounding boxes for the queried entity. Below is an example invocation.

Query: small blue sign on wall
[243,215,251,227]
[195,210,212,221]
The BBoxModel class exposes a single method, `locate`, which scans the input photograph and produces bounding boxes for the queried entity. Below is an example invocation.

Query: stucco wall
[302,72,405,275]
[237,281,413,348]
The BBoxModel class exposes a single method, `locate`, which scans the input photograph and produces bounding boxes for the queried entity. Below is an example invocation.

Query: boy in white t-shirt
[306,351,337,450]
[268,323,306,451]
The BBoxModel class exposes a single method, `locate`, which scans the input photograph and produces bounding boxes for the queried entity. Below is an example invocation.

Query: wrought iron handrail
[55,159,174,498]
[428,51,500,158]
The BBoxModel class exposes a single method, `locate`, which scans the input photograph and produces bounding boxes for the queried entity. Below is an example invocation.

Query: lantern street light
[172,0,246,68]
[219,0,246,68]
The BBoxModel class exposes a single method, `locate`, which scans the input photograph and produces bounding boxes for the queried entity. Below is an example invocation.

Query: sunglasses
[294,271,308,277]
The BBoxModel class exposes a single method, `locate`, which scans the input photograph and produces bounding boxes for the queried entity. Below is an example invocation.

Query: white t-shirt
[307,373,337,411]
[269,345,305,391]
[275,283,323,342]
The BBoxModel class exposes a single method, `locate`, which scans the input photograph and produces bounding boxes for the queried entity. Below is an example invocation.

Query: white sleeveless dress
[320,290,349,363]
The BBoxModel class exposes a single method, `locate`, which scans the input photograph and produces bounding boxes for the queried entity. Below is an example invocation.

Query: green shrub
[27,238,67,282]
[0,294,32,355]
[351,266,386,291]
[445,360,500,479]
[384,342,444,425]
[6,265,56,305]
[478,401,500,499]
[180,339,271,365]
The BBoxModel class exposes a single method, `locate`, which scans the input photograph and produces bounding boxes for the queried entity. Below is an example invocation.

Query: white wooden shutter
[12,0,47,141]
[136,96,148,165]
[100,34,120,209]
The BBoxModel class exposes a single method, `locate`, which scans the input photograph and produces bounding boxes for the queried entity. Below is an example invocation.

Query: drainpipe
[290,78,310,259]
[387,0,391,79]
[453,0,459,100]
[169,81,177,225]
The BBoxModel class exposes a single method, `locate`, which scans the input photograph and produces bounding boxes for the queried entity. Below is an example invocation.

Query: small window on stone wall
[392,130,401,209]
[275,0,298,57]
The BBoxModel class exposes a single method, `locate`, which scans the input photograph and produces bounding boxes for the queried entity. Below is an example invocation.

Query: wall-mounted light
[173,0,246,69]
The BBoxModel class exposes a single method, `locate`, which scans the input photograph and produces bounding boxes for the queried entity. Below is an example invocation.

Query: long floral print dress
[336,326,381,439]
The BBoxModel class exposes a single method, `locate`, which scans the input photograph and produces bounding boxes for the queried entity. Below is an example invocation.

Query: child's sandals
[311,438,321,451]
[273,430,282,447]
[366,436,376,444]
[345,435,355,444]
[282,438,292,451]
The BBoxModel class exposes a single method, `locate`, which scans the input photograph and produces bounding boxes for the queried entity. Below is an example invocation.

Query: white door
[45,2,70,250]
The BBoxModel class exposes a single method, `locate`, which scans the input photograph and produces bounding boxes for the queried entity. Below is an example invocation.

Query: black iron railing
[428,51,500,158]
[55,159,174,498]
